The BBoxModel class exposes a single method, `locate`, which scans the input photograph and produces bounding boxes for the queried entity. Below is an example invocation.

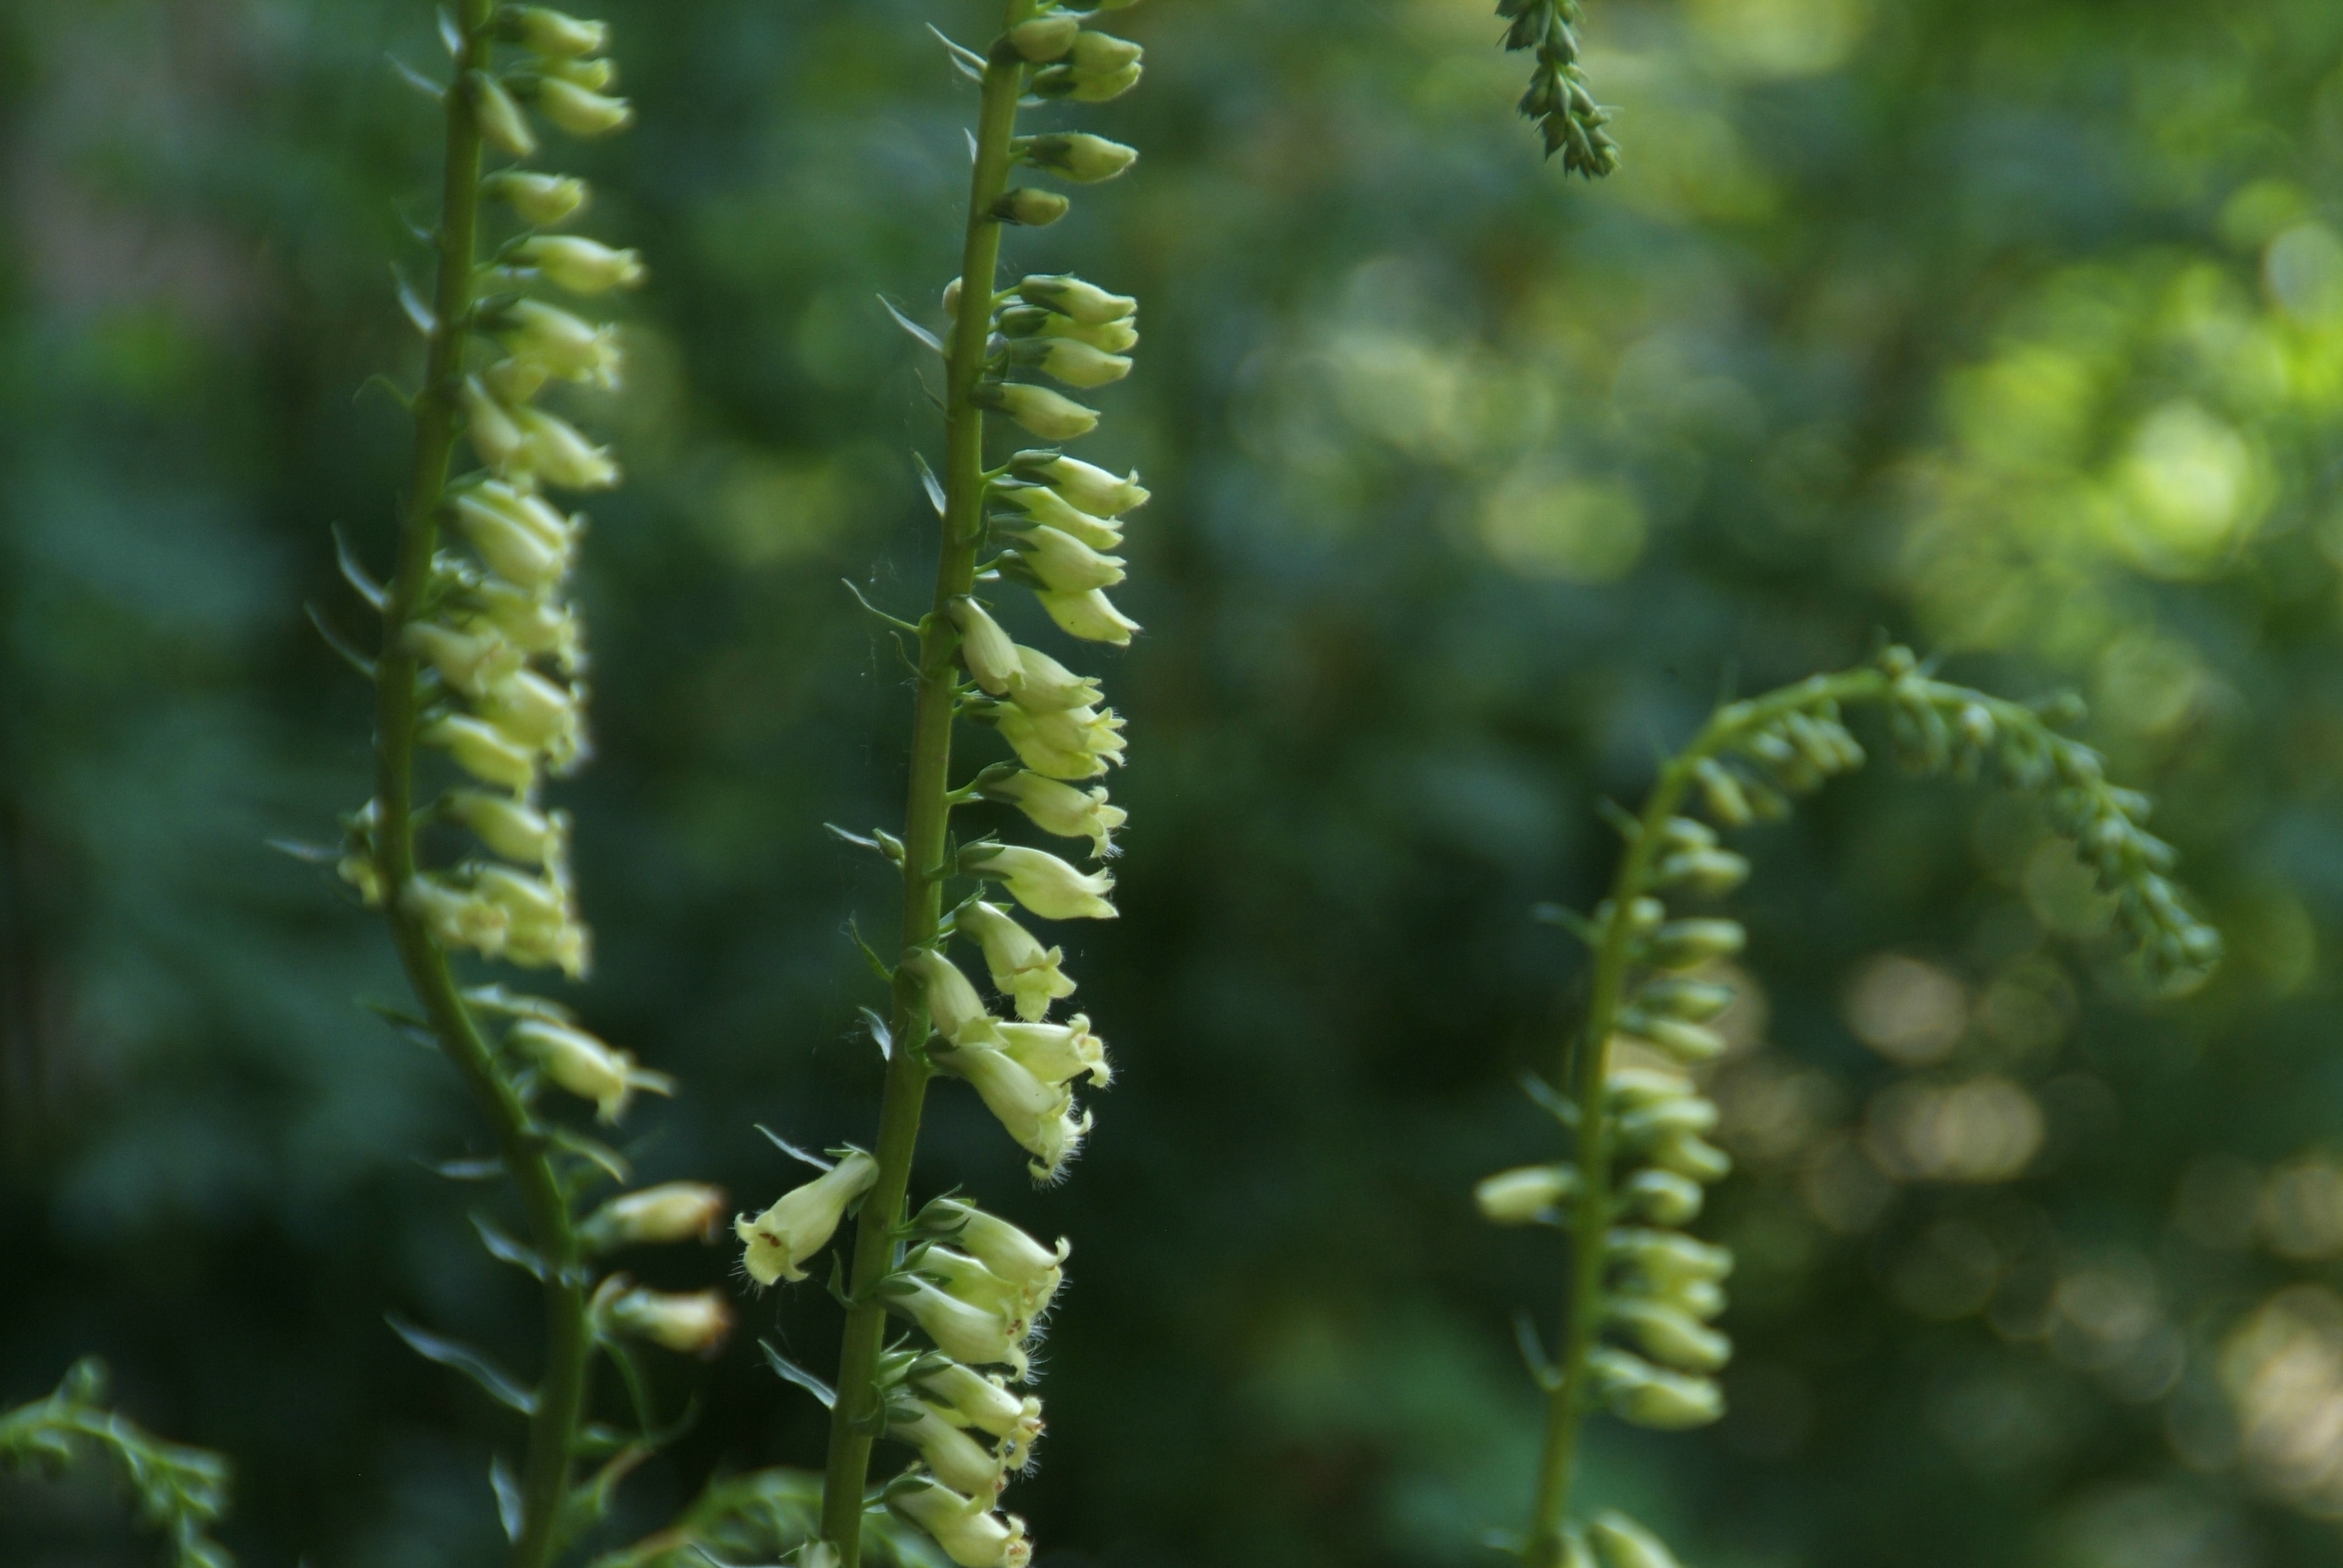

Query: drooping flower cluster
[1479,647,2221,1568]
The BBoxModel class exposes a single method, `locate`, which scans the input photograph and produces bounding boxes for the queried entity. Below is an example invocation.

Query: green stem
[372,9,593,1567]
[1524,670,1886,1564]
[817,9,1034,1562]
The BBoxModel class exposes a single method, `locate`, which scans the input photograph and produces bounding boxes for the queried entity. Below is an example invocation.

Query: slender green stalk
[818,9,1037,1559]
[372,6,592,1564]
[1525,672,1881,1559]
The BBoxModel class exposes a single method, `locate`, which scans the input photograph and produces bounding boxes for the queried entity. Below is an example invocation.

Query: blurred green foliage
[6,1,2343,1565]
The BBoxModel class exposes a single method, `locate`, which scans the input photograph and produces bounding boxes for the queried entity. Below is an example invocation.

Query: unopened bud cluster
[1496,0,1618,176]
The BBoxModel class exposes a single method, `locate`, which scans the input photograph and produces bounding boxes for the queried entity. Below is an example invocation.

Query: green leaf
[385,1315,537,1417]
[758,1342,838,1412]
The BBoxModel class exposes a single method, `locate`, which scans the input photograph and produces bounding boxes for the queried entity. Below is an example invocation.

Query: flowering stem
[1526,669,1885,1564]
[816,7,1036,1561]
[372,6,592,1565]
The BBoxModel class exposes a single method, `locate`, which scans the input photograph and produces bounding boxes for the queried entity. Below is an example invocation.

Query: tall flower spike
[1480,650,2217,1568]
[810,7,1150,1564]
[315,11,710,1554]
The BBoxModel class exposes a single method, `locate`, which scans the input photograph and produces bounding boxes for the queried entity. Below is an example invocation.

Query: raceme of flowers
[731,6,1148,1565]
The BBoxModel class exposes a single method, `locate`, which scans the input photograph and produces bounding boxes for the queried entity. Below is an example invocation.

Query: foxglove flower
[957,900,1077,1022]
[962,844,1117,921]
[735,1150,880,1286]
[979,772,1125,857]
[508,1019,672,1123]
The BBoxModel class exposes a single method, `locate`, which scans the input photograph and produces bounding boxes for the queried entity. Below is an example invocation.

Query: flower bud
[546,55,615,91]
[1007,451,1149,516]
[961,845,1116,921]
[1005,646,1102,711]
[736,1150,880,1284]
[461,377,528,471]
[993,480,1120,548]
[1616,1010,1725,1064]
[1035,587,1139,646]
[1588,1347,1724,1430]
[1610,1227,1734,1285]
[888,1478,1030,1568]
[451,489,570,591]
[1587,1511,1686,1568]
[581,1182,727,1252]
[1475,1164,1578,1225]
[1653,847,1749,896]
[1645,919,1744,970]
[985,700,1126,781]
[916,1199,1069,1308]
[991,188,1070,227]
[1068,31,1143,74]
[502,6,609,56]
[601,1283,733,1357]
[1016,274,1135,325]
[979,772,1125,858]
[999,1016,1109,1087]
[466,70,538,159]
[1619,1168,1703,1226]
[948,597,1022,697]
[996,308,1140,353]
[904,948,1004,1048]
[339,853,385,906]
[1007,15,1078,61]
[942,276,963,315]
[508,1018,670,1122]
[1036,61,1142,102]
[1661,1277,1728,1320]
[1007,336,1131,389]
[495,298,622,387]
[405,620,525,697]
[913,1245,1032,1323]
[1692,759,1752,827]
[533,77,633,137]
[483,170,589,226]
[1606,1066,1693,1109]
[483,355,550,406]
[515,235,645,293]
[1020,132,1138,183]
[886,1276,1029,1376]
[1610,1299,1731,1374]
[476,863,587,974]
[1635,977,1732,1022]
[467,580,584,671]
[958,900,1077,1022]
[445,788,567,865]
[402,873,511,956]
[481,668,585,767]
[422,714,539,792]
[973,382,1098,442]
[513,406,619,489]
[1648,1131,1732,1185]
[890,1403,1008,1501]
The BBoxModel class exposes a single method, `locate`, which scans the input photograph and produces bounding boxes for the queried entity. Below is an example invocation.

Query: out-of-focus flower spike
[532,77,633,137]
[501,5,609,57]
[597,1278,734,1358]
[466,70,537,159]
[483,170,589,227]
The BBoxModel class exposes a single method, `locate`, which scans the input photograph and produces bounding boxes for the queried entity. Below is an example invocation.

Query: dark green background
[6,1,2343,1564]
